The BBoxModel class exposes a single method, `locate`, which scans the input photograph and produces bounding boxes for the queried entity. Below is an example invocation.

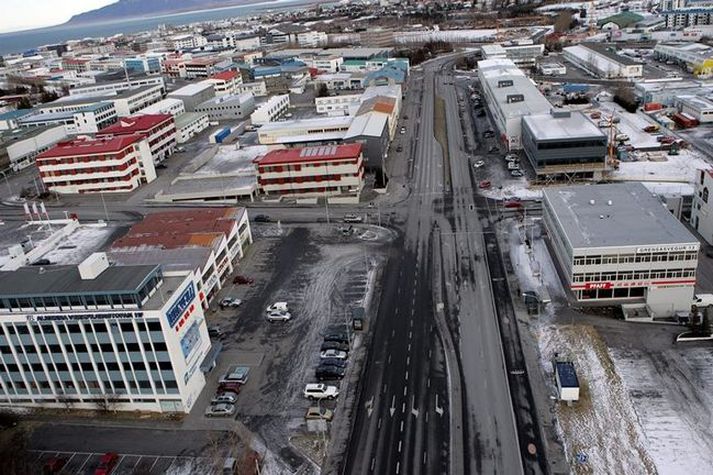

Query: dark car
[319,358,347,368]
[253,214,271,223]
[320,341,350,353]
[218,381,242,393]
[94,452,119,475]
[316,366,345,381]
[323,333,349,345]
[233,275,254,285]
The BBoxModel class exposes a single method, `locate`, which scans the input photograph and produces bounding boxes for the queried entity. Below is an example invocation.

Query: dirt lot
[198,223,394,473]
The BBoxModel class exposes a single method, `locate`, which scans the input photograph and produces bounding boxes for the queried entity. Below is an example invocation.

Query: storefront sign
[585,282,612,290]
[28,312,143,323]
[166,283,196,328]
[636,244,697,254]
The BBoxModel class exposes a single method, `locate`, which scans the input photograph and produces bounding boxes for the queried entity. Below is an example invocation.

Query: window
[703,187,709,204]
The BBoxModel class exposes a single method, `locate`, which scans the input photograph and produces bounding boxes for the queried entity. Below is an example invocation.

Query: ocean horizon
[0,0,326,56]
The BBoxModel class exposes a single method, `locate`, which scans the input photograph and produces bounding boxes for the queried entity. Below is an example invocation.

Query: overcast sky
[2,0,116,33]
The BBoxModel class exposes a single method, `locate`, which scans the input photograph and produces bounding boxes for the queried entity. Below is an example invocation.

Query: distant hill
[67,0,273,24]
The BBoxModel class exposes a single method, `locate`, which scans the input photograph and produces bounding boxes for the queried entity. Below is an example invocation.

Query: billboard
[165,283,196,328]
[180,322,202,360]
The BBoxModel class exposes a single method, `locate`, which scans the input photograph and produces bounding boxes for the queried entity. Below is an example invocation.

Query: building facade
[168,83,216,112]
[0,255,212,414]
[563,43,644,79]
[97,114,177,164]
[544,183,699,318]
[194,93,256,121]
[175,113,210,143]
[315,94,362,115]
[36,135,156,194]
[691,169,713,245]
[250,94,290,125]
[205,71,243,96]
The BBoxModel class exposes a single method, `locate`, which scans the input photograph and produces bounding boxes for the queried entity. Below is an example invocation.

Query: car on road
[43,456,67,474]
[473,160,485,168]
[504,200,523,209]
[510,170,524,177]
[478,180,491,189]
[208,326,225,339]
[94,452,119,475]
[232,275,254,285]
[305,406,334,421]
[323,333,350,345]
[220,365,250,384]
[315,365,346,381]
[396,145,403,152]
[220,298,242,309]
[212,391,239,404]
[253,214,271,223]
[343,214,363,223]
[482,130,495,138]
[319,357,348,368]
[266,302,288,313]
[303,383,339,400]
[205,403,236,417]
[320,341,350,353]
[176,146,186,153]
[320,349,347,360]
[218,381,242,393]
[400,127,406,134]
[266,310,292,322]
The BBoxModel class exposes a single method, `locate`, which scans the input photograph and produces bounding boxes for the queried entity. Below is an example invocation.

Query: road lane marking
[405,370,409,381]
[403,386,407,396]
[149,456,160,472]
[378,416,382,429]
[423,451,428,465]
[400,420,404,432]
[388,354,392,364]
[410,319,413,328]
[427,377,431,388]
[409,331,412,340]
[406,356,410,365]
[407,343,411,352]
[371,457,376,472]
[398,440,402,453]
[395,308,399,316]
[396,461,401,474]
[402,402,406,413]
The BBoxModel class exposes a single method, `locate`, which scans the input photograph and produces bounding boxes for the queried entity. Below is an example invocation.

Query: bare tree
[56,391,75,412]
[95,393,120,414]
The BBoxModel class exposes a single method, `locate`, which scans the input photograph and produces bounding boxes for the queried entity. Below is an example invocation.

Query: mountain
[66,0,273,24]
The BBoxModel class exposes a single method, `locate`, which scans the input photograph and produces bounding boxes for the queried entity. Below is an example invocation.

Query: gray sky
[2,0,116,33]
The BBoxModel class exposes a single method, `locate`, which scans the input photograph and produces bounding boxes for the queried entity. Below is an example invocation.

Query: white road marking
[409,331,412,340]
[396,461,401,474]
[400,420,404,432]
[423,451,428,465]
[403,385,407,396]
[371,457,376,471]
[406,356,410,365]
[407,343,411,352]
[378,416,383,429]
[427,377,431,388]
[398,440,402,453]
[405,370,409,381]
[388,354,392,364]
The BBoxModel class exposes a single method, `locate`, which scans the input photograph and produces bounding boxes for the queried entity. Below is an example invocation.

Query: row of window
[0,341,168,355]
[578,287,646,300]
[573,251,698,266]
[41,160,139,177]
[3,359,173,373]
[1,320,162,335]
[38,148,135,166]
[1,379,178,393]
[259,173,360,185]
[572,268,696,283]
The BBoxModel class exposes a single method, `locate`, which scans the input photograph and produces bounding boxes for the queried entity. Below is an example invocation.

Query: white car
[693,294,713,307]
[473,160,485,168]
[220,298,242,308]
[400,127,406,134]
[266,310,292,322]
[343,214,363,223]
[510,170,524,177]
[266,302,289,313]
[212,391,239,404]
[504,154,518,162]
[205,403,236,417]
[303,383,339,400]
[616,133,629,142]
[507,161,520,170]
[320,349,347,360]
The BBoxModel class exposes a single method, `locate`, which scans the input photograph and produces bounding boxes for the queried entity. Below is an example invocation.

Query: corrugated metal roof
[256,143,362,166]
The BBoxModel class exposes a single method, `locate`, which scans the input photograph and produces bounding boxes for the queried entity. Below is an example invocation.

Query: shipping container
[672,112,699,129]
[644,102,663,112]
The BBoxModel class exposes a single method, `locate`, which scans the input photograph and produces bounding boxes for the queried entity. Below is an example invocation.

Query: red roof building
[97,114,177,163]
[254,144,363,198]
[207,70,242,96]
[36,135,155,194]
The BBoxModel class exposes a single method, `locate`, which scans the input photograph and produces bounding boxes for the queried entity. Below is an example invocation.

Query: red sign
[585,282,612,290]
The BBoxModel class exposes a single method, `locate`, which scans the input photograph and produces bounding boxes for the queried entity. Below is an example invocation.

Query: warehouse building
[19,103,118,135]
[257,116,353,145]
[563,43,644,79]
[194,93,255,121]
[654,42,713,77]
[543,183,700,318]
[676,95,713,123]
[138,98,186,117]
[522,110,608,180]
[168,83,216,112]
[250,94,290,125]
[477,58,551,150]
[175,112,210,143]
[0,252,212,413]
[1,125,69,171]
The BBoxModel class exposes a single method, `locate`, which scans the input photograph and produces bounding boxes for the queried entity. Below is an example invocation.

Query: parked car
[323,333,350,344]
[218,381,242,393]
[396,145,403,152]
[504,154,518,162]
[507,161,520,170]
[510,170,524,177]
[303,383,339,400]
[319,357,347,368]
[598,120,611,128]
[478,180,491,189]
[220,298,242,309]
[232,275,254,285]
[94,452,119,475]
[205,403,236,417]
[253,214,271,223]
[266,302,289,313]
[43,456,67,474]
[315,365,345,380]
[343,214,363,223]
[320,349,347,360]
[212,391,239,404]
[305,406,334,421]
[220,365,250,384]
[266,310,292,322]
[208,326,225,338]
[473,160,485,168]
[400,127,406,134]
[615,133,629,142]
[643,124,659,133]
[320,341,350,353]
[504,200,523,209]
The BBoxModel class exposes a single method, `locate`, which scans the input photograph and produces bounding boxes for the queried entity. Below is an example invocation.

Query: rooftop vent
[550,109,571,118]
[78,252,110,280]
[607,200,613,206]
[506,94,524,104]
[498,79,514,88]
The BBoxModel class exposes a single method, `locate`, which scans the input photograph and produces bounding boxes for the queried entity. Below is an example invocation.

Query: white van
[693,294,713,307]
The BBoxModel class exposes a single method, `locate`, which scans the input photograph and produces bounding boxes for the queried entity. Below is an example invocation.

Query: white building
[175,113,210,143]
[481,41,544,67]
[257,116,353,145]
[138,98,186,117]
[654,42,713,77]
[538,62,567,76]
[544,183,700,318]
[203,71,243,96]
[172,34,207,50]
[168,83,216,112]
[297,31,328,47]
[0,253,212,413]
[676,95,713,122]
[194,93,255,121]
[691,169,713,245]
[315,94,362,115]
[477,58,551,150]
[250,94,290,125]
[18,103,118,135]
[2,126,69,171]
[563,43,643,79]
[68,77,166,97]
[238,81,268,97]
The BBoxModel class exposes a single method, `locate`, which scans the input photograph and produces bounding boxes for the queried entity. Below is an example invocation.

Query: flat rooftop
[581,43,641,66]
[478,59,551,119]
[543,183,698,249]
[523,110,606,141]
[168,82,215,97]
[259,115,353,133]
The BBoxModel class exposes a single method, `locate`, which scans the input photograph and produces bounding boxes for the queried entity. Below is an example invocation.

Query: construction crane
[606,113,620,170]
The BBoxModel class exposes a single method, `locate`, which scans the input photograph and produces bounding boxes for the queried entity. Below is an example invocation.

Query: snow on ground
[612,148,711,183]
[536,324,657,475]
[598,101,660,150]
[479,180,543,200]
[41,225,115,265]
[610,347,713,475]
[641,181,694,197]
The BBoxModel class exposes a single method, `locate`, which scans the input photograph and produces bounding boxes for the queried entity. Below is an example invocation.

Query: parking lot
[31,451,210,475]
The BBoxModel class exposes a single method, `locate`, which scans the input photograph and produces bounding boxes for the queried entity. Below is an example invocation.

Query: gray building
[167,83,216,112]
[344,112,389,182]
[194,93,256,121]
[522,110,608,180]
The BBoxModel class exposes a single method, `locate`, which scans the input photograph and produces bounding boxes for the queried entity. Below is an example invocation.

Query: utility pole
[100,191,110,222]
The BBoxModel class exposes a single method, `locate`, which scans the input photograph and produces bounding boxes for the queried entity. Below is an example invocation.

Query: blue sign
[166,283,195,327]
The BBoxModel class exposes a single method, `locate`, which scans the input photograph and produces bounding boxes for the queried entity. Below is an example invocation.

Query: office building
[0,253,212,413]
[138,98,186,117]
[522,110,608,179]
[175,113,210,143]
[204,71,243,96]
[19,103,118,135]
[68,77,166,97]
[543,183,699,318]
[168,83,216,112]
[315,94,362,115]
[257,116,353,146]
[194,93,255,121]
[250,94,290,125]
[1,126,69,172]
[36,135,156,194]
[563,43,643,79]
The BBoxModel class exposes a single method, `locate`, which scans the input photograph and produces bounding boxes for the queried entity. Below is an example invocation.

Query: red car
[94,452,119,475]
[504,200,523,209]
[232,275,254,285]
[479,180,491,189]
[43,457,66,474]
[218,381,242,393]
